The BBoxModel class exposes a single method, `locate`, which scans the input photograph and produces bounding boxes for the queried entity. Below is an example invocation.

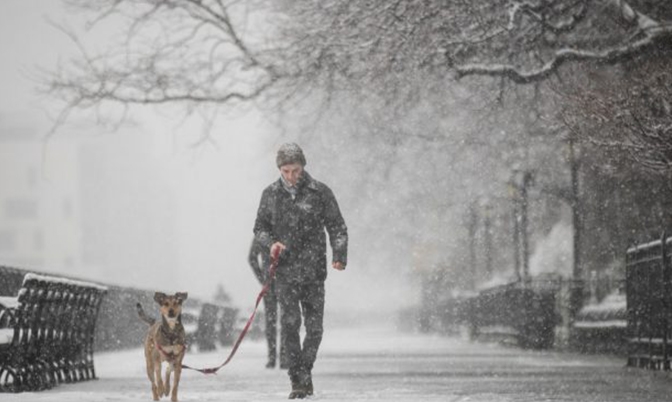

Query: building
[0,113,82,273]
[0,112,179,288]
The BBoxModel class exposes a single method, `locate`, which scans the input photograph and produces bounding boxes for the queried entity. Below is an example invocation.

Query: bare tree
[47,1,672,119]
[43,0,289,134]
[282,0,672,85]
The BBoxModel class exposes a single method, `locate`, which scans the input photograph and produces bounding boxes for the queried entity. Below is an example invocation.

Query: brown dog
[137,292,188,402]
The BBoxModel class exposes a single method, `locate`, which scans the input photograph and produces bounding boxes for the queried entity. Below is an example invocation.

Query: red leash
[181,248,280,375]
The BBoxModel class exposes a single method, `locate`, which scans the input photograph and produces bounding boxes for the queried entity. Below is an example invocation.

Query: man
[254,143,348,399]
[248,237,286,369]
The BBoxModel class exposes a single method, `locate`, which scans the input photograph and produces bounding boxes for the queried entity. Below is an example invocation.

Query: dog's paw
[152,385,160,401]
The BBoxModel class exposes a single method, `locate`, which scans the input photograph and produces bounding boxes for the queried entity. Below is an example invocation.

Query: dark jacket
[253,171,348,284]
[248,238,271,284]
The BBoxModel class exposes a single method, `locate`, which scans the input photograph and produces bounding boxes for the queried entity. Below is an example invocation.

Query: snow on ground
[4,323,672,402]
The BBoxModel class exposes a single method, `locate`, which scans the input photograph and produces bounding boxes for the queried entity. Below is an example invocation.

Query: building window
[4,198,38,219]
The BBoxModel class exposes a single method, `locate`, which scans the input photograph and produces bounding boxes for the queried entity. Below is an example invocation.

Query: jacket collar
[276,170,318,192]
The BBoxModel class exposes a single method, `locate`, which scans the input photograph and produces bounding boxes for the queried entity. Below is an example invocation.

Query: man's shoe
[288,381,307,399]
[305,377,313,396]
[288,389,307,399]
[266,359,276,369]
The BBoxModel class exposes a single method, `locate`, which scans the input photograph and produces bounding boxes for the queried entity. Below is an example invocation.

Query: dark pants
[263,284,286,365]
[277,280,325,383]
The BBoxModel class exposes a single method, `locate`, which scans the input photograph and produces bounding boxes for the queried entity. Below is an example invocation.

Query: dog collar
[156,342,184,362]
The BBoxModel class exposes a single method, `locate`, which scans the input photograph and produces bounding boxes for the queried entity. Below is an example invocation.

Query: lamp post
[508,182,521,281]
[467,202,478,290]
[468,198,493,287]
[567,133,584,319]
[482,199,493,279]
[509,169,534,282]
[568,134,582,283]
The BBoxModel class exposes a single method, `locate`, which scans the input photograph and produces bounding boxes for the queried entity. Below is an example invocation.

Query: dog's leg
[164,363,172,397]
[171,359,183,402]
[154,358,165,399]
[146,348,159,401]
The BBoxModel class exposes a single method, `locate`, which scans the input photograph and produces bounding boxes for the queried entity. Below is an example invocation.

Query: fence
[625,233,672,370]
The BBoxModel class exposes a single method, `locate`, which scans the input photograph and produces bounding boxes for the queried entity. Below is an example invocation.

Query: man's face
[280,163,304,187]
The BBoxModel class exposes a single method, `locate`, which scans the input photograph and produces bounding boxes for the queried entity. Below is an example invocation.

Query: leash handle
[182,247,281,375]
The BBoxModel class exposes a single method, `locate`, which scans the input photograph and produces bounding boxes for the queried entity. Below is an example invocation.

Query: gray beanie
[276,143,307,168]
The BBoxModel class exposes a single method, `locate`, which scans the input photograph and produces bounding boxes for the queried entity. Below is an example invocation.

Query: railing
[625,233,672,370]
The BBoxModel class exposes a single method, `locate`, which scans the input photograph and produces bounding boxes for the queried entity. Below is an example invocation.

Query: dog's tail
[136,303,156,326]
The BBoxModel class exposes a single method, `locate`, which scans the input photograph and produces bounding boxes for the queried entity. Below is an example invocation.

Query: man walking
[248,237,286,369]
[254,143,348,399]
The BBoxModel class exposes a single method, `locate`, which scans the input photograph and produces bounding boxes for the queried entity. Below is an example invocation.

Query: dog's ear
[175,292,188,303]
[154,292,167,305]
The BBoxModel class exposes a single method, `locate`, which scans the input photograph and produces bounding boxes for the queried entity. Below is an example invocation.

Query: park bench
[0,273,107,392]
[571,292,627,353]
[466,279,560,349]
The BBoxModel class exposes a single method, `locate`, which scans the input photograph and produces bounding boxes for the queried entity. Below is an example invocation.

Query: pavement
[3,323,672,401]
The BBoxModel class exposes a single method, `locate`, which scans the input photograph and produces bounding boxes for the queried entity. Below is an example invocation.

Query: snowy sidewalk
[4,324,672,401]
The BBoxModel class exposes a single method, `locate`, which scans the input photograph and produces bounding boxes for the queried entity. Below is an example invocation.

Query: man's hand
[332,261,345,271]
[270,242,286,259]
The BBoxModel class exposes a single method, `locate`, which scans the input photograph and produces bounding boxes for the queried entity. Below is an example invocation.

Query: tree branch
[456,0,672,83]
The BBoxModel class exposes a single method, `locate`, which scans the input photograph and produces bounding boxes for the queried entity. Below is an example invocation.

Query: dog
[137,292,188,402]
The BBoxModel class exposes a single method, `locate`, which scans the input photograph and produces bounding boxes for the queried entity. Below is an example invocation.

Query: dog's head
[154,292,188,320]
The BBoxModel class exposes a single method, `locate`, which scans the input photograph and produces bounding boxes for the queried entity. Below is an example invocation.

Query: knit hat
[276,143,307,168]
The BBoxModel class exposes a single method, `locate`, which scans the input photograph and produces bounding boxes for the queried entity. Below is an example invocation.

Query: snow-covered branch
[455,33,670,83]
[456,0,672,83]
